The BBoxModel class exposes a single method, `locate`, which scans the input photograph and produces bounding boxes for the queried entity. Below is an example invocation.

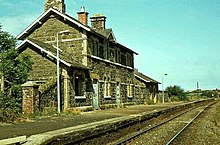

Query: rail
[166,101,216,145]
[114,101,216,145]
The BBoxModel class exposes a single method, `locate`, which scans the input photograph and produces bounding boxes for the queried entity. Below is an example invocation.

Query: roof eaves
[134,73,161,84]
[16,8,91,40]
[16,39,72,67]
[134,74,150,83]
[16,8,138,56]
[16,9,52,40]
[116,42,138,55]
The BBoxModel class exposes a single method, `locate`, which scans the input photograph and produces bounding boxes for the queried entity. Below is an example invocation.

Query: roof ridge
[16,8,138,55]
[16,38,89,70]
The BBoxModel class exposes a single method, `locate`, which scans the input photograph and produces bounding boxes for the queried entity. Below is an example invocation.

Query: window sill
[75,96,86,99]
[90,55,133,70]
[104,96,112,99]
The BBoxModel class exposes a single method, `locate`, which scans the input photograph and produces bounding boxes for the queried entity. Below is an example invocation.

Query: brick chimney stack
[77,6,89,26]
[90,14,107,30]
[45,0,66,13]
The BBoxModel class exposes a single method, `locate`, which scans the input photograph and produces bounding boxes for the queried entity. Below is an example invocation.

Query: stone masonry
[17,0,160,113]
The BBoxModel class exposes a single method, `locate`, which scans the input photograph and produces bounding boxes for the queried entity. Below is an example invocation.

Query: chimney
[45,0,66,13]
[77,6,89,26]
[90,14,107,30]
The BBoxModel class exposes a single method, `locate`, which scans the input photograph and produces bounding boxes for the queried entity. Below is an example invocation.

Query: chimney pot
[81,6,85,12]
[77,6,89,26]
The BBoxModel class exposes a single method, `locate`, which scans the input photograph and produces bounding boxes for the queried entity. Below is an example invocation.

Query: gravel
[125,106,204,145]
[120,100,220,145]
[172,101,220,145]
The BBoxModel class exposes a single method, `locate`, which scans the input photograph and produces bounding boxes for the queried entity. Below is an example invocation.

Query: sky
[0,0,220,91]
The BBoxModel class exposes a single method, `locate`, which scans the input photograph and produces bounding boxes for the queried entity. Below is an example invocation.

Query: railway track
[114,101,217,145]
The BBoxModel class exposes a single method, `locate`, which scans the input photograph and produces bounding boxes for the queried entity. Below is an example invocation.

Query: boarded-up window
[75,75,83,96]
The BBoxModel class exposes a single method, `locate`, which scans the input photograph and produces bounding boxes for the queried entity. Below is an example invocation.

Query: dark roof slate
[18,38,89,70]
[134,70,161,84]
[94,28,114,39]
[16,8,138,55]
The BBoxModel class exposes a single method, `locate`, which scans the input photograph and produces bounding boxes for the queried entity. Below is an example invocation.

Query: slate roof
[134,70,161,84]
[16,8,138,55]
[94,28,116,40]
[16,38,89,70]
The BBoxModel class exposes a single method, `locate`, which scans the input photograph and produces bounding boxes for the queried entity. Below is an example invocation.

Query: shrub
[166,85,188,101]
[201,90,218,98]
[0,24,32,122]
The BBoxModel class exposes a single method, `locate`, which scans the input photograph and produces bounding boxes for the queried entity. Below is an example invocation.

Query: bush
[166,85,188,101]
[201,90,218,98]
[0,25,33,122]
[0,108,19,123]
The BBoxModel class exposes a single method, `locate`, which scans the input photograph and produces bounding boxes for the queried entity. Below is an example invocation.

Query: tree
[166,85,187,101]
[0,25,33,121]
[201,90,218,98]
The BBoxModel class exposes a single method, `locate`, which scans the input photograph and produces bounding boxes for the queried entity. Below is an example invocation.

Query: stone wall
[19,10,160,111]
[20,15,91,111]
[88,56,136,105]
[87,35,134,68]
[134,77,159,104]
[21,47,56,81]
[28,15,86,65]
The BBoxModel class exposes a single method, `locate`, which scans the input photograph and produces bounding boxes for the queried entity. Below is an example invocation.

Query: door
[116,83,121,105]
[92,79,99,110]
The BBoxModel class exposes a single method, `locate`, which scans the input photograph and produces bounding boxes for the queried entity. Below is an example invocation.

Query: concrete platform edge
[22,99,212,145]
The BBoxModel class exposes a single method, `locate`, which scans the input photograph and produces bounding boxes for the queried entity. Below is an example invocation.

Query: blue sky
[0,0,220,91]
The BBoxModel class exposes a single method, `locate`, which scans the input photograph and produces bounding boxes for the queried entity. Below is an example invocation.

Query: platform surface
[0,102,185,140]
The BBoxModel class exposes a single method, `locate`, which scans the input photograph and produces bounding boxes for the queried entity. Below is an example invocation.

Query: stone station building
[16,0,160,114]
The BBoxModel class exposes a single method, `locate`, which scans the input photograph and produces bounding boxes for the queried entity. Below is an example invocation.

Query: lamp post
[56,30,69,113]
[162,74,167,103]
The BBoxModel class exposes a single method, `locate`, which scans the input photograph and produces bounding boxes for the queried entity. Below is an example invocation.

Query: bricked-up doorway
[92,79,99,109]
[75,75,83,96]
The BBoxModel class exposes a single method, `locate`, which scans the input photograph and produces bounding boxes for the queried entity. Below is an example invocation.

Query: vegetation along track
[114,100,217,145]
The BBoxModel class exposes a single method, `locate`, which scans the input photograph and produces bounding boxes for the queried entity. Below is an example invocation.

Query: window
[116,49,120,63]
[91,41,98,56]
[109,48,115,62]
[99,45,105,59]
[127,53,133,67]
[89,40,93,55]
[120,49,127,65]
[121,53,126,65]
